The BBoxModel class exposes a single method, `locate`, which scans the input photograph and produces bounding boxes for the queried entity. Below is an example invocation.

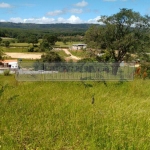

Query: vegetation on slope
[0,75,150,149]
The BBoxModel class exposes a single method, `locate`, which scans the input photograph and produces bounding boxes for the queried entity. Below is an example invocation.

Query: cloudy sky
[0,0,149,24]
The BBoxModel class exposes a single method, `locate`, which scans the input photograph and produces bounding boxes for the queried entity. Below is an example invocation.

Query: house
[0,59,18,69]
[71,44,87,50]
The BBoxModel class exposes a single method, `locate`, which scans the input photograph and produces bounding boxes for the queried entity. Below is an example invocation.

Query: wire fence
[15,62,135,81]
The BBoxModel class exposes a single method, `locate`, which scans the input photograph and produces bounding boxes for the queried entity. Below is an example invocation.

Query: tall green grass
[0,75,150,149]
[69,50,87,57]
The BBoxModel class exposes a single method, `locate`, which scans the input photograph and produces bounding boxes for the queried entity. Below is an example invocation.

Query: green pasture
[2,41,86,54]
[54,50,70,58]
[1,37,15,41]
[1,75,150,149]
[8,41,83,48]
[18,59,37,63]
[69,50,87,57]
[3,47,28,52]
[55,41,84,48]
[10,43,34,47]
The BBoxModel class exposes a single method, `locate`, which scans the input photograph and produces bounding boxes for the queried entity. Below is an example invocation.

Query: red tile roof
[0,59,17,63]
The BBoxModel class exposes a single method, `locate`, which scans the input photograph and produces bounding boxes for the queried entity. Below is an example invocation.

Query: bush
[41,51,64,62]
[4,70,10,76]
[140,62,150,79]
[28,47,34,52]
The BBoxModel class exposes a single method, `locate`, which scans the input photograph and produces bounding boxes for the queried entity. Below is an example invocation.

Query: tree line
[0,23,93,40]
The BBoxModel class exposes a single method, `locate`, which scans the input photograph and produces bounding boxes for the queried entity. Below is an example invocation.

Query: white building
[0,59,18,69]
[71,44,87,50]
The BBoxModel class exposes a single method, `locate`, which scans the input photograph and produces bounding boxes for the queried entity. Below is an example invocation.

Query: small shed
[0,59,18,69]
[72,44,87,50]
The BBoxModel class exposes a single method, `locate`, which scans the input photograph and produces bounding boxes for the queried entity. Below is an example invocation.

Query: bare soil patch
[5,52,42,59]
[5,50,81,61]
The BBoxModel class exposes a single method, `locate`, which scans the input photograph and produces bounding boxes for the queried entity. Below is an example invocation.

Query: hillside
[0,22,94,29]
[0,22,98,35]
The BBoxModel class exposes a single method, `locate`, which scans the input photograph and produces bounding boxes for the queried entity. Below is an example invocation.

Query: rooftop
[0,59,18,63]
[72,44,87,46]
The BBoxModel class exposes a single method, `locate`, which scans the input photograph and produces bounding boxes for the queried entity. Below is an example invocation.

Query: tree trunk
[112,62,120,76]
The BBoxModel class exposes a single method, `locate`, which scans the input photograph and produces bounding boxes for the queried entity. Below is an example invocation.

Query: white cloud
[0,19,6,22]
[47,8,84,17]
[3,15,105,24]
[69,8,83,14]
[46,1,88,17]
[87,16,103,24]
[8,16,83,24]
[74,0,88,7]
[57,17,66,23]
[47,10,64,16]
[9,17,24,23]
[9,17,56,24]
[67,15,82,23]
[0,2,11,8]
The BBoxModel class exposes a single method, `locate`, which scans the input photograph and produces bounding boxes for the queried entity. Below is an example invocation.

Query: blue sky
[0,0,149,24]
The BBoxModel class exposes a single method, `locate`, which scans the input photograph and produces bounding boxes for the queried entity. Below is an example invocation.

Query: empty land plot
[5,52,42,59]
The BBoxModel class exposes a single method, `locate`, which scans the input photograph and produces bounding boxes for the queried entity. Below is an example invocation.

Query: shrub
[28,47,34,52]
[140,62,150,79]
[4,70,10,76]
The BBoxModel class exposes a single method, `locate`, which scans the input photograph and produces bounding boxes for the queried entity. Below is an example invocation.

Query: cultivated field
[0,75,150,149]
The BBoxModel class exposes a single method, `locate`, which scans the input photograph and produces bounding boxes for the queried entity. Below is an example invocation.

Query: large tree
[27,35,38,46]
[43,35,58,46]
[85,8,150,74]
[40,34,58,52]
[41,51,63,63]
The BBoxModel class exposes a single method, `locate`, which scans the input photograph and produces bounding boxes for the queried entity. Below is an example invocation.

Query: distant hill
[0,22,104,39]
[0,22,94,29]
[0,22,100,36]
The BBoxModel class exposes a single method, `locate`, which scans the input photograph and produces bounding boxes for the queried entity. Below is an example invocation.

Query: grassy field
[54,50,70,58]
[55,41,84,48]
[10,43,34,47]
[0,75,150,149]
[69,50,87,58]
[3,41,84,54]
[3,47,28,52]
[7,41,82,48]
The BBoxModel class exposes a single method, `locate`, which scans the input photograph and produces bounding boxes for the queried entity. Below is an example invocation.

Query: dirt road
[62,49,81,61]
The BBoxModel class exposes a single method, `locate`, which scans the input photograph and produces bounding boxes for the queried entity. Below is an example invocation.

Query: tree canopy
[27,35,38,45]
[85,8,150,63]
[41,51,64,63]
